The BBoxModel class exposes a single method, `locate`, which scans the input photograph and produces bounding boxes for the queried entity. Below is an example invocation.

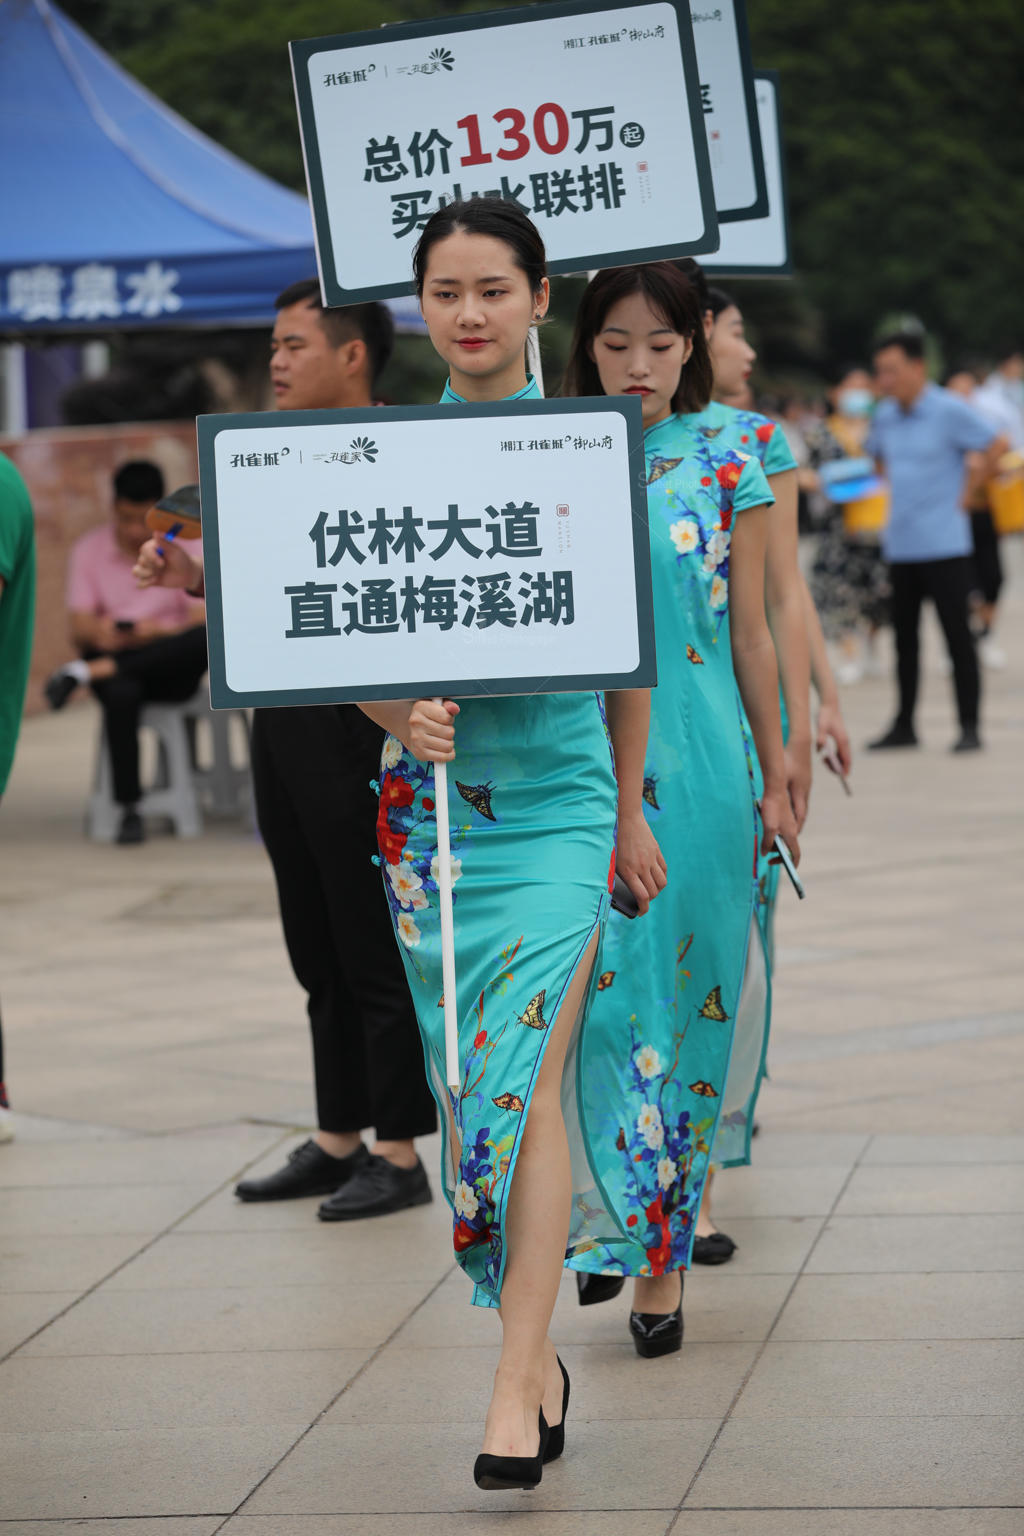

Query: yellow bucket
[843,487,890,536]
[989,453,1024,535]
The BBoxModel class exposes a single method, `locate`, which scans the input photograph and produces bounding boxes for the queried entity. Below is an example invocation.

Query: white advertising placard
[290,0,718,305]
[690,1,767,221]
[198,399,655,708]
[703,73,790,275]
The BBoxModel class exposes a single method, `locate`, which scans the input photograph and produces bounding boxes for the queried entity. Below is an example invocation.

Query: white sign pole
[432,718,460,1091]
[526,326,544,397]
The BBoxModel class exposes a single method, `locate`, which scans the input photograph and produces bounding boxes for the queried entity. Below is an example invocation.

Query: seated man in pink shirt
[45,461,207,844]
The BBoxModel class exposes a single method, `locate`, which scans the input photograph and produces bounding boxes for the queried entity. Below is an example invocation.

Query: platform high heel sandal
[474,1408,549,1491]
[629,1274,684,1359]
[543,1356,571,1463]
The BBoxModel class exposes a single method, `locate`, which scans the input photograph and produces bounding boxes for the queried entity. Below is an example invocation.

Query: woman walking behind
[358,202,665,1487]
[696,284,851,1255]
[560,261,797,1351]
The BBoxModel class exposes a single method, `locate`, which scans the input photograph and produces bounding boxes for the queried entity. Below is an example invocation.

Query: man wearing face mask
[135,281,437,1219]
[808,368,892,685]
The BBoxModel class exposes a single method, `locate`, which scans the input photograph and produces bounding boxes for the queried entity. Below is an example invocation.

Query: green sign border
[290,0,719,308]
[703,72,792,277]
[197,395,656,709]
[715,0,769,224]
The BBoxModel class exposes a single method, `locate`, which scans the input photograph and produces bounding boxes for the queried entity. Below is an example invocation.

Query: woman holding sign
[562,261,797,1352]
[359,200,666,1491]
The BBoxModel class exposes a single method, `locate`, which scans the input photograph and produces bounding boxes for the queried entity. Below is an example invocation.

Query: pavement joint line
[6,1505,1023,1523]
[209,1262,459,1535]
[0,1127,294,1367]
[666,1129,875,1528]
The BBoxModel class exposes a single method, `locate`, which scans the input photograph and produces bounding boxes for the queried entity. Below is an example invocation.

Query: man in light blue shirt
[866,332,1004,752]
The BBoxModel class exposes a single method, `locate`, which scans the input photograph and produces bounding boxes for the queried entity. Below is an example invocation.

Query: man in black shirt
[136,281,436,1218]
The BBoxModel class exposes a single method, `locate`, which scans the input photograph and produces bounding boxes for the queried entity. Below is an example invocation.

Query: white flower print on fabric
[636,1102,665,1150]
[703,529,731,572]
[454,1179,479,1219]
[669,519,700,556]
[381,735,404,770]
[397,911,422,949]
[387,862,428,910]
[634,1044,663,1080]
[430,853,464,887]
[710,573,728,609]
[657,1154,677,1191]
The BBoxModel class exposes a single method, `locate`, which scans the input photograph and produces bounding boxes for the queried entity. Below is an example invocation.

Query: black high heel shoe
[543,1356,571,1463]
[474,1408,549,1491]
[691,1229,737,1265]
[576,1271,626,1306]
[629,1274,684,1359]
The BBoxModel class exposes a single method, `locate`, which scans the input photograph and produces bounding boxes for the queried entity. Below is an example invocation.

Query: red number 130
[457,104,570,166]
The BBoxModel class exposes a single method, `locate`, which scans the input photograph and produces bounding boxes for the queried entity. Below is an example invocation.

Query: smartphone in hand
[821,744,852,796]
[773,833,805,900]
[611,872,640,919]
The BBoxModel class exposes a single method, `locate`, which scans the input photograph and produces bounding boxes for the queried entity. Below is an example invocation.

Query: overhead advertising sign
[197,398,656,708]
[290,0,718,306]
[703,72,791,276]
[691,1,767,222]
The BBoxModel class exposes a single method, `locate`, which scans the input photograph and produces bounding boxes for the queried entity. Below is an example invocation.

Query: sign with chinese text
[691,1,767,222]
[703,74,790,275]
[290,0,718,306]
[198,398,655,708]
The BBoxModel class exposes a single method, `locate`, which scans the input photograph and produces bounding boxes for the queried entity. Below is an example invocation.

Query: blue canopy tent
[0,0,423,333]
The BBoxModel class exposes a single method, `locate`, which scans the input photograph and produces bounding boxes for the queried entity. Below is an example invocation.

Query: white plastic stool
[181,682,251,819]
[88,697,202,841]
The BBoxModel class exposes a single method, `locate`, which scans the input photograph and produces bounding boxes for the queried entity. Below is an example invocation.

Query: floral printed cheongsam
[693,400,798,1170]
[374,376,619,1308]
[569,412,773,1282]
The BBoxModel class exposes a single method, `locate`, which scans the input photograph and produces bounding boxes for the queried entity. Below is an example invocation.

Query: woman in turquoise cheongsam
[692,280,852,1260]
[360,201,665,1489]
[561,262,800,1351]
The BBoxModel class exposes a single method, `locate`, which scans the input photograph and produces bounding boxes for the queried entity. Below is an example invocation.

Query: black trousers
[970,509,1004,608]
[890,556,980,732]
[89,628,209,805]
[250,705,436,1142]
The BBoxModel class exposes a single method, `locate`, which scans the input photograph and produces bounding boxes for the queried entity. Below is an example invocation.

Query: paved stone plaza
[1,549,1022,1533]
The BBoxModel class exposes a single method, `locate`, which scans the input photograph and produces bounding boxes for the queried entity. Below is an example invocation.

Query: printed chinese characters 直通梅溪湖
[283,570,576,639]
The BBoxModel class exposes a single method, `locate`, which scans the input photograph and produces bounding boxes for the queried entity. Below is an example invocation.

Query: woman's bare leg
[480,931,599,1458]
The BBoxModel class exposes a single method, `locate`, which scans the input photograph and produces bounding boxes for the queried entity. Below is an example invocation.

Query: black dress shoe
[868,722,918,750]
[951,727,982,752]
[235,1138,369,1202]
[475,1409,549,1491]
[691,1230,737,1265]
[44,669,78,710]
[576,1271,626,1306]
[629,1274,684,1358]
[116,808,145,845]
[543,1356,571,1464]
[317,1152,432,1221]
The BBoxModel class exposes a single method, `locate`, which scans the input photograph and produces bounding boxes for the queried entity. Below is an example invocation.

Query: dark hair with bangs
[561,262,713,414]
[412,198,547,297]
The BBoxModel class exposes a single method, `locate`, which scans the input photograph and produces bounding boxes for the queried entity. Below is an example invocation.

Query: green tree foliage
[747,0,1024,365]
